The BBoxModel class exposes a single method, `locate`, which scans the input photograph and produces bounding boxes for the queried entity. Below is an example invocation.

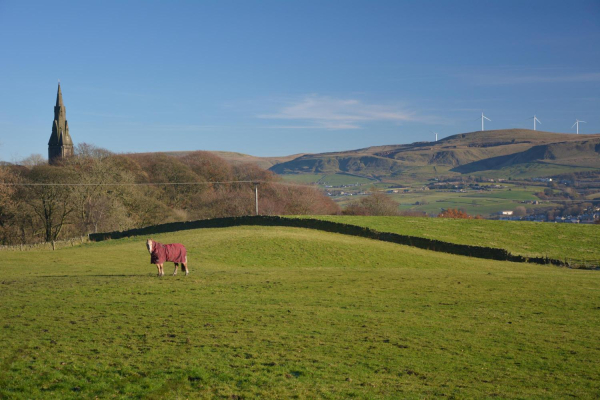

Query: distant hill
[269,129,600,179]
[209,151,306,169]
[132,129,599,180]
[132,150,304,170]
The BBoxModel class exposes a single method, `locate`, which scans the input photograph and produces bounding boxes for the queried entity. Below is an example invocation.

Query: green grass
[279,174,326,184]
[394,194,543,217]
[300,216,600,263]
[397,198,523,216]
[466,190,539,201]
[2,226,600,399]
[469,162,598,179]
[280,173,375,186]
[330,183,560,217]
[391,196,558,217]
[318,173,374,186]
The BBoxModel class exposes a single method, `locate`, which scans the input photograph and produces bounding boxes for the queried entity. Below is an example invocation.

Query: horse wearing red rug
[146,239,188,276]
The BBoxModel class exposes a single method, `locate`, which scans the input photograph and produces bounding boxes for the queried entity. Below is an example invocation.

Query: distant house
[500,211,514,216]
[579,213,599,224]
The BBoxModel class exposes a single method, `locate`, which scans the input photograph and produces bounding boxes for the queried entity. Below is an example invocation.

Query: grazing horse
[146,239,188,276]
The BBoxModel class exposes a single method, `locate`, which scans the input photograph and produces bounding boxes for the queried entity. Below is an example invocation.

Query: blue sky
[0,0,598,161]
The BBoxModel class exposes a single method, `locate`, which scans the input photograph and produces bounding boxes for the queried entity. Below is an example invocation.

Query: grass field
[2,225,600,398]
[387,186,546,217]
[299,176,565,217]
[332,187,560,217]
[298,215,600,263]
[280,173,375,186]
[467,162,598,179]
[279,174,326,184]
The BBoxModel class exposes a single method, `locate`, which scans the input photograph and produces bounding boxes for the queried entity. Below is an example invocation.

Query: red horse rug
[146,239,188,276]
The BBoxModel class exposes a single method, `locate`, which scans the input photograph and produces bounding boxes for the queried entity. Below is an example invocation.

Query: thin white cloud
[258,95,417,129]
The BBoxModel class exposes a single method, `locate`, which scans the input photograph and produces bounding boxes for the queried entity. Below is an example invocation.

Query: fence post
[253,182,259,216]
[52,241,56,251]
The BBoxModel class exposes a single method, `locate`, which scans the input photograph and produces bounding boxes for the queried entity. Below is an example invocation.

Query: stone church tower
[48,82,74,164]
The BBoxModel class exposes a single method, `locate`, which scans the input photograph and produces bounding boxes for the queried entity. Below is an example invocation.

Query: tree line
[0,144,339,245]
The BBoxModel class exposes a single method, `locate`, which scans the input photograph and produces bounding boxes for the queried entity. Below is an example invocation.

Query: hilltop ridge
[269,129,600,179]
[132,129,600,180]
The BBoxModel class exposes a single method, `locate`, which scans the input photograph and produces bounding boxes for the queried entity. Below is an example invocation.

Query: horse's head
[146,239,154,254]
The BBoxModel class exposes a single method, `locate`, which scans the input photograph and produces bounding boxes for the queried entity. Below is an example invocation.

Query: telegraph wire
[0,180,264,186]
[0,180,320,188]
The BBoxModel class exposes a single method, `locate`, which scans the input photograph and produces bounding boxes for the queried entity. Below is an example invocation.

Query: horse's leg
[159,264,164,276]
[182,262,188,276]
[156,264,161,277]
[173,263,178,276]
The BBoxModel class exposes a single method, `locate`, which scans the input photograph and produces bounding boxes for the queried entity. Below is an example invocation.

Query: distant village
[496,205,599,224]
[321,175,600,224]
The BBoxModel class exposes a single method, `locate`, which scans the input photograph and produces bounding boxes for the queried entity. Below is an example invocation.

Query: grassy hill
[2,224,600,398]
[270,129,600,180]
[208,151,306,169]
[297,215,600,263]
[135,150,304,170]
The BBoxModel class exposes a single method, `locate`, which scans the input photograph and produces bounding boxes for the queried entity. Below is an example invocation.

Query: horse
[146,239,188,276]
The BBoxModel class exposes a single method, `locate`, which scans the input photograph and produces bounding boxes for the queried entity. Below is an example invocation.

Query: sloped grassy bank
[301,215,600,264]
[90,215,598,268]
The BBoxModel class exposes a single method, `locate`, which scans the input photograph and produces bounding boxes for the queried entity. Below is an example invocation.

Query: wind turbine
[430,130,438,142]
[481,112,491,131]
[572,119,586,134]
[530,115,541,131]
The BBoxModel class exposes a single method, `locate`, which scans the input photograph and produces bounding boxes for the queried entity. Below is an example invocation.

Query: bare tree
[19,154,47,168]
[17,165,77,242]
[343,192,400,216]
[0,167,20,244]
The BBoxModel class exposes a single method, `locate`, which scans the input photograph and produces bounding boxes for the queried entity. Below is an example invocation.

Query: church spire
[55,81,63,108]
[48,81,74,164]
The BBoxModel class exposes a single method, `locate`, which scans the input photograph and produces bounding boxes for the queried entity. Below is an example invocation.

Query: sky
[0,0,599,162]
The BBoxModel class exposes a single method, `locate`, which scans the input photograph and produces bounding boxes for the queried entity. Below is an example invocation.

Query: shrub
[343,192,400,216]
[438,208,472,219]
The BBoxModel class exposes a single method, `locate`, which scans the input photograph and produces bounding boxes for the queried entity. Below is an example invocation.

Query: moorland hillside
[126,129,600,180]
[269,129,600,178]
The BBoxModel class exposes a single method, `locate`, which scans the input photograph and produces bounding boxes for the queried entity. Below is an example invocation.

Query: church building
[48,82,74,164]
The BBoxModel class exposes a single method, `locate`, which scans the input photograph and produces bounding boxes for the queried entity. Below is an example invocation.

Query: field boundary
[0,236,89,252]
[88,216,598,269]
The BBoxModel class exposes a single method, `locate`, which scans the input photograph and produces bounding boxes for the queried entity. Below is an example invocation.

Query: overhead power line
[0,180,316,188]
[0,180,266,187]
